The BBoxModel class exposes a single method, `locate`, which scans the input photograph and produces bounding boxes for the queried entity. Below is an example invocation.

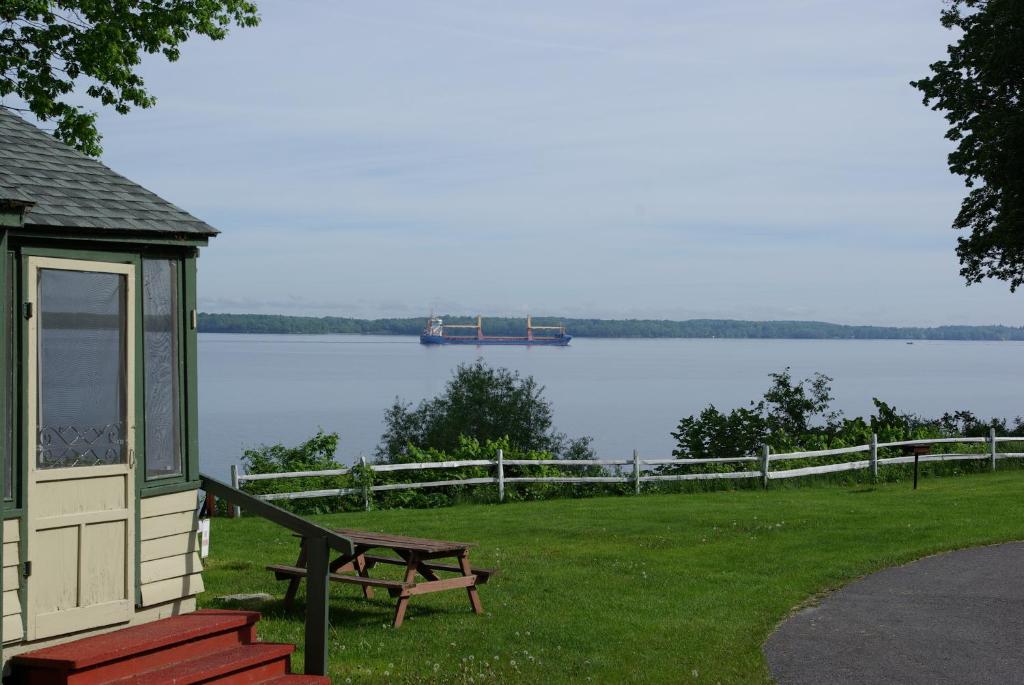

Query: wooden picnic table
[267,528,496,628]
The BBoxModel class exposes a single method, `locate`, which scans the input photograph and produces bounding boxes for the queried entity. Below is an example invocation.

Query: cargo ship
[419,315,571,346]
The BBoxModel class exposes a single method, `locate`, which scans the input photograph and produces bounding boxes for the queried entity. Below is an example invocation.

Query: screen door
[25,257,136,640]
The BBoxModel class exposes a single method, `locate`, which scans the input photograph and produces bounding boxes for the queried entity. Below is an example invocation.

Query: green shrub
[239,430,360,514]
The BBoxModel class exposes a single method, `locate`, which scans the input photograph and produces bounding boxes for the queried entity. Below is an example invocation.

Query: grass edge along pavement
[199,470,1024,684]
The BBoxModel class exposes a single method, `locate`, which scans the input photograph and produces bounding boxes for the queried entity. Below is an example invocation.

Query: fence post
[761,445,770,489]
[633,449,641,495]
[497,448,505,502]
[229,464,241,519]
[360,455,370,511]
[990,427,997,471]
[869,433,878,482]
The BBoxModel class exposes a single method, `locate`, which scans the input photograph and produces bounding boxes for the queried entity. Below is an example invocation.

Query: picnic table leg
[326,548,372,598]
[353,553,374,599]
[392,553,420,628]
[396,549,441,582]
[458,550,483,615]
[283,539,308,610]
[329,553,357,574]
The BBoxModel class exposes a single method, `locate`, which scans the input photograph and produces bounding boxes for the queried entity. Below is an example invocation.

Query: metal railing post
[761,445,771,489]
[633,449,640,495]
[497,448,505,502]
[990,427,997,471]
[360,455,370,511]
[869,433,878,482]
[304,535,330,677]
[229,465,241,518]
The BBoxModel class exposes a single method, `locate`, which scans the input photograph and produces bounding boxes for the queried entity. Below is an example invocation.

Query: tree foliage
[912,0,1024,289]
[671,369,924,460]
[1,1,259,155]
[376,359,584,462]
[198,313,1024,341]
[240,430,350,514]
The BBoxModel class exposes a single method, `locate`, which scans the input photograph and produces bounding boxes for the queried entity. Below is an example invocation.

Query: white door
[25,257,136,640]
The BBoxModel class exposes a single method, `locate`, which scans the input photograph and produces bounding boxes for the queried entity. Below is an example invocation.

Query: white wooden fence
[227,429,1024,515]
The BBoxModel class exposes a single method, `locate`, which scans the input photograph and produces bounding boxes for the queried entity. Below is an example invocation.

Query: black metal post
[304,535,330,676]
[913,452,919,490]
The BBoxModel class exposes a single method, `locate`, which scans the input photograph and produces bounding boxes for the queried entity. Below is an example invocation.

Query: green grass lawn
[199,471,1024,684]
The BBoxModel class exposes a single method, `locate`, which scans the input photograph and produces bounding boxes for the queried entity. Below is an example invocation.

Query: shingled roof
[0,109,217,237]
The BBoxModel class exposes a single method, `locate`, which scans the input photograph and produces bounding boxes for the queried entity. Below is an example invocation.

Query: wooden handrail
[200,474,354,555]
[199,473,352,676]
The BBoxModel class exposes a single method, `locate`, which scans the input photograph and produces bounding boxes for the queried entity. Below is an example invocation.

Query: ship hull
[420,334,571,346]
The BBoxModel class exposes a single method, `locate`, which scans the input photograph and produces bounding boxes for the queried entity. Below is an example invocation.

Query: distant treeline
[197,313,1024,341]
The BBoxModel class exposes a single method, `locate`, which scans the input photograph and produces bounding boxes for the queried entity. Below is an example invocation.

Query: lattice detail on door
[37,423,124,468]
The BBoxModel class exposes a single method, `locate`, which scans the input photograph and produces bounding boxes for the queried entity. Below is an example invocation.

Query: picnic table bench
[267,528,497,627]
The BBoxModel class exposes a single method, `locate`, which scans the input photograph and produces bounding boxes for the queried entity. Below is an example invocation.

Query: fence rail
[227,431,1024,511]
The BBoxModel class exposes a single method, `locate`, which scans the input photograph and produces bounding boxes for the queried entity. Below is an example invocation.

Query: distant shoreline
[198,313,1024,341]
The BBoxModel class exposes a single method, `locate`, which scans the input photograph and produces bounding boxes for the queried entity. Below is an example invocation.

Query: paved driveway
[764,542,1024,684]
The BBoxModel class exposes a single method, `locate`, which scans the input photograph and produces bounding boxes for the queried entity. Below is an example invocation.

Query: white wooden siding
[138,490,203,608]
[4,592,21,616]
[3,615,21,644]
[3,518,22,643]
[140,532,197,562]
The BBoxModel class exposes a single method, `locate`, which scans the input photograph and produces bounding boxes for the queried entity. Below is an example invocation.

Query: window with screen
[143,259,182,479]
[37,268,127,469]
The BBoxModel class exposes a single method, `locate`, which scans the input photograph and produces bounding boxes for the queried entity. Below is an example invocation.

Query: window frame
[137,248,199,497]
[1,242,15,513]
[140,256,186,483]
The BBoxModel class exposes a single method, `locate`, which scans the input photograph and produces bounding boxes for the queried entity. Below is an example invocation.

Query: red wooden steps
[9,609,329,685]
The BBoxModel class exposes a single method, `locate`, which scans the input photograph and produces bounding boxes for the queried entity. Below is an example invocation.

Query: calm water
[198,334,1023,478]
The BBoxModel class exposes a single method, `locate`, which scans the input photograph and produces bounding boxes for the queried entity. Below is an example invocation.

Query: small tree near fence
[377,358,590,462]
[241,430,356,514]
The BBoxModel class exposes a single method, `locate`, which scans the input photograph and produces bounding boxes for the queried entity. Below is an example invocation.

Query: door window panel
[143,259,182,478]
[37,269,127,468]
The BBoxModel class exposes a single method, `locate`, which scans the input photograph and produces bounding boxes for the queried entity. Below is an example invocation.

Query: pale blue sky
[85,1,1020,325]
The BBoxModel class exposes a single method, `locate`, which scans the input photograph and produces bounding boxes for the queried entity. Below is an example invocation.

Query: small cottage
[0,110,333,684]
[0,106,213,652]
[0,108,282,681]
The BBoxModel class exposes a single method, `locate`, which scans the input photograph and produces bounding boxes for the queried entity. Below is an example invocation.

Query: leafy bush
[239,430,358,514]
[377,359,585,461]
[667,368,1024,488]
[368,435,622,510]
